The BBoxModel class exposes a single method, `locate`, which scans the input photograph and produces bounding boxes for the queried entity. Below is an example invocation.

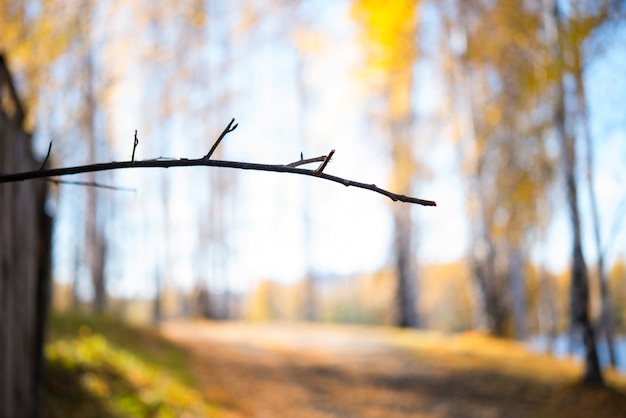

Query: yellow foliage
[352,2,415,118]
[352,0,423,199]
[484,104,502,127]
[352,0,419,74]
[0,1,79,129]
[352,0,419,120]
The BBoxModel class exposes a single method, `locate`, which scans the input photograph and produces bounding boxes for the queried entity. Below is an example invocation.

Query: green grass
[43,312,216,418]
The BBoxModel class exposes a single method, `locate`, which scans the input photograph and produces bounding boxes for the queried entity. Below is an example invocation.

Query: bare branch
[203,117,238,159]
[47,178,136,192]
[0,119,436,206]
[1,157,436,206]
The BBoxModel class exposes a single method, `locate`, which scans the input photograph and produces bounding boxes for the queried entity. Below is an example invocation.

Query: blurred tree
[77,0,109,313]
[442,0,556,337]
[1,0,114,312]
[562,0,625,369]
[545,0,603,385]
[441,0,623,380]
[352,0,422,328]
[129,0,237,320]
[0,0,78,129]
[234,0,320,321]
[291,6,317,322]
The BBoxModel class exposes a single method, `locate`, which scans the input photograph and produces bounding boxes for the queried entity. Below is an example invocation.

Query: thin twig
[204,118,238,159]
[39,141,52,170]
[46,178,136,192]
[286,155,327,167]
[131,130,139,162]
[315,149,335,174]
[1,157,436,206]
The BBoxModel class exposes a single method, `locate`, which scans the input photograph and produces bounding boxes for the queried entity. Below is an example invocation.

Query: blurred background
[2,0,626,364]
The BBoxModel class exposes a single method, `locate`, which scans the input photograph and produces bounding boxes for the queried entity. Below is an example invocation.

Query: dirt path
[160,321,626,418]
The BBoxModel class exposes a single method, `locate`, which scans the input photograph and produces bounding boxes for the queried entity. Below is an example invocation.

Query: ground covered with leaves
[45,313,626,417]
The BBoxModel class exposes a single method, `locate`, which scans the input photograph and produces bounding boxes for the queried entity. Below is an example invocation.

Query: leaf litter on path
[160,321,626,418]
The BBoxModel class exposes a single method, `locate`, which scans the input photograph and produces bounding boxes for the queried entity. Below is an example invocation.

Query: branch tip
[39,141,52,171]
[204,118,238,159]
[131,130,139,162]
[286,155,326,168]
[315,149,335,174]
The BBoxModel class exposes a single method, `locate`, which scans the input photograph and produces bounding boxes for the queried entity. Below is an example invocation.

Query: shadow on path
[161,321,626,418]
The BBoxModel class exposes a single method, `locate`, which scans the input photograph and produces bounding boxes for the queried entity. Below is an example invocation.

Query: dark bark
[34,196,52,418]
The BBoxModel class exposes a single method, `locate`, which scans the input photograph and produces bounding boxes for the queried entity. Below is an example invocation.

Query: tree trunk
[509,247,527,339]
[393,203,418,328]
[296,52,316,322]
[553,2,603,386]
[88,223,107,313]
[559,85,602,383]
[448,15,509,336]
[85,124,107,313]
[573,52,617,368]
[537,252,558,353]
[568,228,602,384]
[471,175,507,336]
[389,100,419,328]
[153,272,163,323]
[471,244,507,336]
[82,28,107,313]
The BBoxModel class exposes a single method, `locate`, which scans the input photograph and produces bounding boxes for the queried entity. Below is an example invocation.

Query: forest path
[160,321,626,418]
